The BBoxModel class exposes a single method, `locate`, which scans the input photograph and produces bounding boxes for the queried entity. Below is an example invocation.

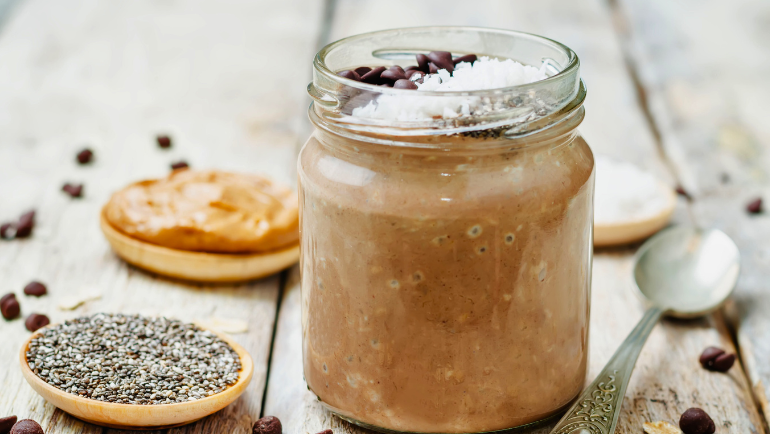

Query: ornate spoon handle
[550,307,663,434]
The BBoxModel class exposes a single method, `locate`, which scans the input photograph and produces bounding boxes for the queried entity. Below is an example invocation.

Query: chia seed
[25,313,241,405]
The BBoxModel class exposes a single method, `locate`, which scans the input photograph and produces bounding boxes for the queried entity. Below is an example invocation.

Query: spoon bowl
[633,225,740,318]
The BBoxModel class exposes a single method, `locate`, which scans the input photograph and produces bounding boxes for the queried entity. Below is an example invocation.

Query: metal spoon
[550,225,740,434]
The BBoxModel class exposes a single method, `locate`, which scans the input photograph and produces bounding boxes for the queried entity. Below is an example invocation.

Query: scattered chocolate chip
[675,186,690,199]
[360,66,386,84]
[713,353,736,372]
[61,183,83,198]
[253,416,282,434]
[699,347,725,366]
[354,66,371,76]
[381,67,407,82]
[415,54,430,73]
[171,161,189,170]
[429,63,439,74]
[0,416,17,434]
[0,293,19,320]
[0,223,14,240]
[427,51,454,73]
[24,282,47,297]
[337,70,361,81]
[699,347,736,372]
[25,313,50,332]
[10,420,44,434]
[394,79,418,90]
[76,148,93,164]
[404,65,420,72]
[156,135,172,149]
[14,211,35,238]
[315,430,333,434]
[679,408,715,434]
[453,54,478,65]
[747,197,763,214]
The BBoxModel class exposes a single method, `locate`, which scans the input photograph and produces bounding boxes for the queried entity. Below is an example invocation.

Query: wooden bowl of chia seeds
[19,313,254,429]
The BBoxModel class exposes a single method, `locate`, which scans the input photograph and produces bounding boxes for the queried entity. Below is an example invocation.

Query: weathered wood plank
[263,0,766,433]
[0,0,322,432]
[614,0,770,424]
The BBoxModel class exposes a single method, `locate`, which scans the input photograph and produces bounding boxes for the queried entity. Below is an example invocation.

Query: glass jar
[299,27,594,434]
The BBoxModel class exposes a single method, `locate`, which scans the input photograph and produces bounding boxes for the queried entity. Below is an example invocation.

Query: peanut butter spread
[105,169,299,253]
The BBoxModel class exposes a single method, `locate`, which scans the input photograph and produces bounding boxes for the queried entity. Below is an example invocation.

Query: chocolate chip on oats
[699,346,735,372]
[337,70,361,81]
[0,416,17,434]
[427,51,454,73]
[453,54,478,65]
[360,66,386,84]
[747,197,763,214]
[675,186,690,199]
[679,408,715,434]
[76,148,93,164]
[0,223,14,240]
[253,416,282,434]
[1,293,20,320]
[24,282,47,297]
[10,420,43,434]
[315,430,333,434]
[157,135,172,149]
[416,54,430,73]
[171,161,189,170]
[62,183,83,198]
[25,314,50,332]
[354,66,372,76]
[381,67,407,82]
[394,79,418,90]
[15,211,35,238]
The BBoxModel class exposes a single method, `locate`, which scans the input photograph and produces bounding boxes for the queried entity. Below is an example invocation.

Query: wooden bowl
[100,209,299,283]
[19,325,254,430]
[594,182,677,247]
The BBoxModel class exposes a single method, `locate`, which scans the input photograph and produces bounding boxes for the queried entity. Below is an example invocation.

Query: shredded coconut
[595,155,671,225]
[351,56,548,121]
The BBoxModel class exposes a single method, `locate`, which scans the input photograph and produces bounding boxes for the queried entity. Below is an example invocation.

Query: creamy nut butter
[105,169,298,253]
[300,27,594,433]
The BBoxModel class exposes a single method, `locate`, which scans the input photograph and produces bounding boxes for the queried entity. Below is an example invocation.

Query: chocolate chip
[24,282,47,297]
[337,70,361,81]
[699,347,725,366]
[171,161,189,170]
[747,197,763,214]
[25,314,50,332]
[427,51,454,73]
[0,223,14,240]
[76,149,93,164]
[416,54,430,73]
[429,63,439,74]
[360,66,386,84]
[699,346,736,372]
[10,420,44,434]
[157,135,172,149]
[1,293,20,320]
[404,65,420,72]
[14,211,35,238]
[394,79,418,90]
[315,430,333,434]
[404,70,423,80]
[62,183,83,198]
[453,54,478,65]
[381,67,407,82]
[0,416,17,434]
[354,66,371,76]
[253,416,282,434]
[679,408,715,434]
[713,353,736,372]
[675,186,690,199]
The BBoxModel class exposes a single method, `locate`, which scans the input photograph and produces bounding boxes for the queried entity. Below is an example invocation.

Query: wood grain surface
[0,0,322,433]
[615,0,770,425]
[0,0,767,433]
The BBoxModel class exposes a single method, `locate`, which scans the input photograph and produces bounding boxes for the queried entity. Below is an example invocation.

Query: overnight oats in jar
[299,27,594,433]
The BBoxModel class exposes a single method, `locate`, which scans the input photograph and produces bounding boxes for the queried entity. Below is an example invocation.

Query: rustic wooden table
[0,0,767,433]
